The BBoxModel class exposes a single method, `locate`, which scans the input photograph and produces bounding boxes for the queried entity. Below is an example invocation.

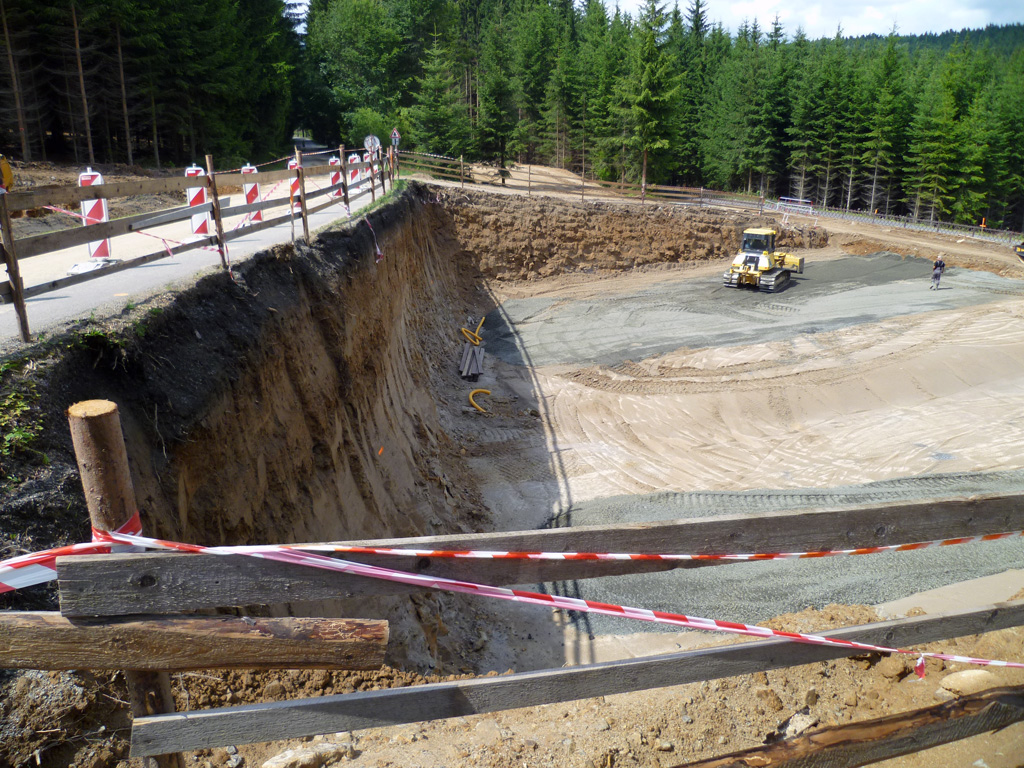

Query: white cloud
[615,0,1024,39]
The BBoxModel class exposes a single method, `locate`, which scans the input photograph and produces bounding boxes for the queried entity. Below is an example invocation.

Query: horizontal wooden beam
[129,599,1024,756]
[682,686,1024,768]
[7,176,197,210]
[59,494,1024,616]
[0,612,387,671]
[20,236,216,301]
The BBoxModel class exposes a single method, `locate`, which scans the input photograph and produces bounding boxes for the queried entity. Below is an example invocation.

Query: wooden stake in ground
[67,399,184,768]
[204,154,228,270]
[295,148,310,245]
[0,191,30,341]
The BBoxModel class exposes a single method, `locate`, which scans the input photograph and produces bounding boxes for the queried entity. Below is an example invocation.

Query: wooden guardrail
[0,147,395,342]
[396,151,764,212]
[5,397,1024,763]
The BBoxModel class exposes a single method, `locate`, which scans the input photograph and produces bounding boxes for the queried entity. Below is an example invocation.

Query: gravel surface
[479,251,1024,637]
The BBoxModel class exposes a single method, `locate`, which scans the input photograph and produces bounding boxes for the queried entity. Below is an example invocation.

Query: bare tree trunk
[150,92,161,168]
[1,0,30,160]
[116,24,133,166]
[71,1,95,165]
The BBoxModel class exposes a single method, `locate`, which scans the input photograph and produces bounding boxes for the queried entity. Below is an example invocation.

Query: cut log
[679,685,1024,768]
[0,612,387,671]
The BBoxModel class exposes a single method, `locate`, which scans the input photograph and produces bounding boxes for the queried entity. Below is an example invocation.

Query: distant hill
[848,23,1024,56]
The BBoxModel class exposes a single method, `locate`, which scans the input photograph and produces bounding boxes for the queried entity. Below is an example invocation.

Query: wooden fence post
[66,399,184,768]
[460,155,464,188]
[204,154,228,270]
[295,148,310,245]
[0,192,30,342]
[368,151,376,205]
[528,165,531,195]
[339,145,350,211]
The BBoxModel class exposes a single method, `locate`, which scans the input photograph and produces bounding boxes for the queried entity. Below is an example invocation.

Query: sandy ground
[6,165,1024,767]
[242,199,1024,767]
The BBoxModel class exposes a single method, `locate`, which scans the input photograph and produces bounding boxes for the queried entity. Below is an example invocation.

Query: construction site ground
[1,163,1024,768]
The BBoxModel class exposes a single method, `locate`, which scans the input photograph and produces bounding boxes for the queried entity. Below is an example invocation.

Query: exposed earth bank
[2,182,1023,767]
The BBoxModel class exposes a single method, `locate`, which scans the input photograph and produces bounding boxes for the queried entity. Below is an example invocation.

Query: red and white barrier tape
[0,512,142,595]
[7,526,1024,675]
[364,217,383,262]
[85,529,1024,676]
[271,530,1024,562]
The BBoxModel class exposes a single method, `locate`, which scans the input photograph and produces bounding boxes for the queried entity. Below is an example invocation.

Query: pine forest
[2,0,1023,229]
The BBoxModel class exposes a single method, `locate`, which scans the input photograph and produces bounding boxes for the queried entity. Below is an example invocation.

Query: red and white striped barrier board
[88,529,1024,677]
[287,158,301,211]
[185,164,211,236]
[363,152,373,183]
[0,512,142,595]
[78,168,110,258]
[329,156,342,197]
[348,153,363,193]
[241,164,262,223]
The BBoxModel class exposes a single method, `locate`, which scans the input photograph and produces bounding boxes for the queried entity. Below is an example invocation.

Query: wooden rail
[57,493,1024,616]
[1,149,392,340]
[129,599,1024,755]
[0,613,388,671]
[681,686,1024,768]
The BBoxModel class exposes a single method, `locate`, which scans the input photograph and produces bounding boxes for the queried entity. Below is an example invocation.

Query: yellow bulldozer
[723,227,804,293]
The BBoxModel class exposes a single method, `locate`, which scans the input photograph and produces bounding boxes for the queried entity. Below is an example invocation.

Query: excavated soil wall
[4,184,822,646]
[1,184,828,766]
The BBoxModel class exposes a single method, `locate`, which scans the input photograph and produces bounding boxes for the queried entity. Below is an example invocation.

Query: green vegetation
[0,362,47,466]
[1,1,1022,226]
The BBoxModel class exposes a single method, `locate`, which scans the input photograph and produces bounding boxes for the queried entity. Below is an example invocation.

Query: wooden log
[0,612,388,671]
[130,600,1024,756]
[6,176,198,210]
[681,686,1024,768]
[0,191,30,341]
[296,148,310,245]
[59,494,1024,616]
[205,155,229,270]
[340,145,350,210]
[67,399,184,768]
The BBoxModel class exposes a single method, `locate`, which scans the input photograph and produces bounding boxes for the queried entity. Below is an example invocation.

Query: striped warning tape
[0,512,142,595]
[194,530,1024,563]
[88,529,1024,676]
[5,527,1023,594]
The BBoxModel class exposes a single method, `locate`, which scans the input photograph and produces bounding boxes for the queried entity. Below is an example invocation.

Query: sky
[615,0,1024,39]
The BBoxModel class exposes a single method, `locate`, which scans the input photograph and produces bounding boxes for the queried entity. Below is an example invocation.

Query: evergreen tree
[478,9,516,174]
[620,0,678,191]
[860,33,912,214]
[904,69,956,222]
[410,35,471,156]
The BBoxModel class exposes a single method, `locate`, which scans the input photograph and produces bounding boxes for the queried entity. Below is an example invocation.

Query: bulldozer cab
[0,154,12,193]
[741,228,775,254]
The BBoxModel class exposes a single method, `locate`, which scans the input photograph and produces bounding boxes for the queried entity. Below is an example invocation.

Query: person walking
[930,255,946,290]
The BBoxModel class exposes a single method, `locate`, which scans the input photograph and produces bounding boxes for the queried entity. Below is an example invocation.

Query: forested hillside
[2,0,1022,228]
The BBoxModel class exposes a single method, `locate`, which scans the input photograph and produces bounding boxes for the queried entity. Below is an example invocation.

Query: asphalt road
[1,190,371,346]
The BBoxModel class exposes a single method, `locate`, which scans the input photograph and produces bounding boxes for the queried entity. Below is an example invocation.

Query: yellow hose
[475,316,485,335]
[468,389,491,413]
[461,327,481,345]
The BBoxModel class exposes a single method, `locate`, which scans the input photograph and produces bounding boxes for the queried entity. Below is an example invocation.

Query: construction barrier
[241,163,262,223]
[78,168,110,258]
[287,158,301,210]
[184,164,211,236]
[329,156,342,198]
